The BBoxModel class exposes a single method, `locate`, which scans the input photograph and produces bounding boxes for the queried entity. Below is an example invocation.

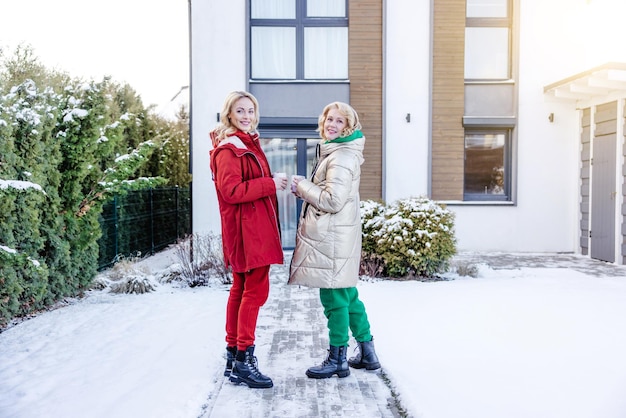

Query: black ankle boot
[229,345,273,388]
[224,346,236,376]
[348,337,381,370]
[306,345,350,379]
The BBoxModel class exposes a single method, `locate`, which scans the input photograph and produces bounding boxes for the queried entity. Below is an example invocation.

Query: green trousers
[319,287,372,347]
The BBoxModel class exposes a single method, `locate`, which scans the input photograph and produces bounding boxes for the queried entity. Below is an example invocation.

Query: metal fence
[97,187,191,270]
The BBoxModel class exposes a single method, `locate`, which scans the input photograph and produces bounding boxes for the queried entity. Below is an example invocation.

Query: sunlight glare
[578,0,626,65]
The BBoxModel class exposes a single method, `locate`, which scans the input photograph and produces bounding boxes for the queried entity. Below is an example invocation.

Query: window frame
[463,128,512,202]
[465,0,512,81]
[249,0,349,81]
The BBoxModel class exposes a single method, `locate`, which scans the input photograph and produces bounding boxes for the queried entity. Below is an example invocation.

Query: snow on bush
[360,196,456,279]
[159,233,231,287]
[94,256,157,294]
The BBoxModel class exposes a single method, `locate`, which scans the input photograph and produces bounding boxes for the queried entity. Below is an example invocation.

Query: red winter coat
[209,130,284,272]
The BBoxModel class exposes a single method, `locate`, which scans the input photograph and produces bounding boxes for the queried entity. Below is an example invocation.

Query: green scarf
[326,129,363,143]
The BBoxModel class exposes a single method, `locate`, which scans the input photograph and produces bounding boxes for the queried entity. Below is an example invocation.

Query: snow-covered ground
[1,248,626,418]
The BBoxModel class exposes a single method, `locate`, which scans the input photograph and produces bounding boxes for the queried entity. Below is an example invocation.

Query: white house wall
[453,0,582,252]
[190,0,247,235]
[190,0,626,255]
[433,0,609,253]
[383,0,431,202]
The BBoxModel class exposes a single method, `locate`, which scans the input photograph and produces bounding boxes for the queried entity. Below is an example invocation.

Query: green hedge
[1,47,191,328]
[0,77,161,328]
[0,244,49,324]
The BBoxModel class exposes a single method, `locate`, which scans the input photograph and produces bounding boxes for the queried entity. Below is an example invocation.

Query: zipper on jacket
[302,142,322,219]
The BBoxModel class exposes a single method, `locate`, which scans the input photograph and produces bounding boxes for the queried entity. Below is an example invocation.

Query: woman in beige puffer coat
[289,102,381,379]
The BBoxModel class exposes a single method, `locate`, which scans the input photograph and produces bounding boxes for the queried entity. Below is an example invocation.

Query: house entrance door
[590,131,616,262]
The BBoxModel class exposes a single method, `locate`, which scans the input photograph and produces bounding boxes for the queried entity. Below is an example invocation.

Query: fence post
[175,186,180,240]
[150,188,155,256]
[114,195,119,259]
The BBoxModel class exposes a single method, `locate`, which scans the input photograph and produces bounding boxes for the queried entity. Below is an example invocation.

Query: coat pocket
[300,207,331,242]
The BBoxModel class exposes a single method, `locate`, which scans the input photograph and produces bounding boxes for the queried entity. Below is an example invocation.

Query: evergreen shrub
[0,47,176,328]
[0,244,49,328]
[360,196,457,279]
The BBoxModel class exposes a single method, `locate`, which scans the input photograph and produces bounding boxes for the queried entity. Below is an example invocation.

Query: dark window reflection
[464,132,507,198]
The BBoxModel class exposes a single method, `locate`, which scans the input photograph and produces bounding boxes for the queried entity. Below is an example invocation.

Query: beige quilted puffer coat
[288,135,365,288]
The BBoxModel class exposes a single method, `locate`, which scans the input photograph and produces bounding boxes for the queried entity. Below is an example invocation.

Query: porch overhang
[543,62,626,107]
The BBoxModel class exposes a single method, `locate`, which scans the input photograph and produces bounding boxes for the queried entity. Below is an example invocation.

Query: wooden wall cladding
[431,0,466,200]
[349,0,383,200]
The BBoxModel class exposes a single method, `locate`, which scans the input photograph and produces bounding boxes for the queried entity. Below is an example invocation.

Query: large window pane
[259,137,320,248]
[251,27,296,79]
[466,0,508,18]
[260,137,298,247]
[465,27,509,79]
[304,27,348,79]
[251,0,295,19]
[307,0,346,17]
[464,132,506,197]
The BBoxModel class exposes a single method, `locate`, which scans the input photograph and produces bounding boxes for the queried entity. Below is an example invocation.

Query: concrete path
[200,257,398,418]
[451,251,626,277]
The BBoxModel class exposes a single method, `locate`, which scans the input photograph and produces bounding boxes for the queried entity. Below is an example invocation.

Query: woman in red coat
[209,91,287,389]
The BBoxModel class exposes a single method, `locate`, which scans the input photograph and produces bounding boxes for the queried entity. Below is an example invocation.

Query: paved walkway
[451,251,626,278]
[199,252,626,418]
[200,256,398,418]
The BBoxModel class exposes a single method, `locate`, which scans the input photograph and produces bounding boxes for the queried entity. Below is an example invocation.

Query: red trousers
[225,265,270,351]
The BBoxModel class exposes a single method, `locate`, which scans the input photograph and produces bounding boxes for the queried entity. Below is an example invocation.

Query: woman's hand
[291,175,305,197]
[273,173,288,191]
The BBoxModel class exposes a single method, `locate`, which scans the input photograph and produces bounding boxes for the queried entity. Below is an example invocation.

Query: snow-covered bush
[109,277,156,294]
[161,233,231,287]
[360,196,456,278]
[93,255,157,294]
[451,261,479,278]
[360,200,386,277]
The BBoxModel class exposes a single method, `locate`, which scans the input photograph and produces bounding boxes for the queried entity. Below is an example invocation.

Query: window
[464,130,511,201]
[465,0,511,80]
[260,136,320,248]
[250,0,348,80]
[463,0,515,202]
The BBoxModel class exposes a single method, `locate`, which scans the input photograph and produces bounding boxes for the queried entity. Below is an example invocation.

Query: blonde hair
[317,101,362,141]
[211,91,260,147]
